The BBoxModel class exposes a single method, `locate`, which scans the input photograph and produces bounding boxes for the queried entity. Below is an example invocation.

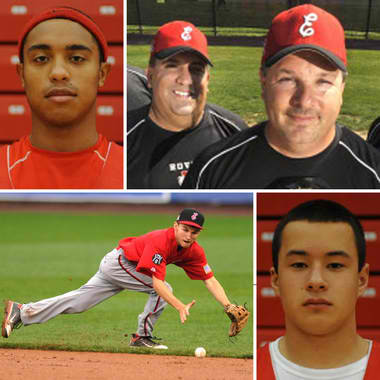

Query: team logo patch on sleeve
[203,264,212,274]
[152,253,163,265]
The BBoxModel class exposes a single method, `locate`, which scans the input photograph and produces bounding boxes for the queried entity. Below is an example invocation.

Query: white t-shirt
[269,337,371,380]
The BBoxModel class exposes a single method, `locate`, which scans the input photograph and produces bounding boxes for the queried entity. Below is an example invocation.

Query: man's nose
[49,57,70,82]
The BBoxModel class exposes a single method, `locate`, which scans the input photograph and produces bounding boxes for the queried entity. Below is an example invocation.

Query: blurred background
[128,0,380,40]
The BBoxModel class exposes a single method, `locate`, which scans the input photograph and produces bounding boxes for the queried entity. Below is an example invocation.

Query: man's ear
[270,267,281,296]
[16,63,25,88]
[98,62,111,88]
[358,263,369,298]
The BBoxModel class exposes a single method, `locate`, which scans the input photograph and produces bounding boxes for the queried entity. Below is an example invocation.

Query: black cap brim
[264,44,347,73]
[155,46,213,66]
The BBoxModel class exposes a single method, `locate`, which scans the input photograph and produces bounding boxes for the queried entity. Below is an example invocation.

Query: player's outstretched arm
[203,276,231,308]
[152,275,195,324]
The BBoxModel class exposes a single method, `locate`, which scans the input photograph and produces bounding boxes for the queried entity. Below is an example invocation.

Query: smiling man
[182,4,380,189]
[127,21,247,189]
[0,7,123,189]
[2,208,238,349]
[257,199,380,379]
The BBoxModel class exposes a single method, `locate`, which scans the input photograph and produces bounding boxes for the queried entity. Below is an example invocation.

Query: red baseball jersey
[0,134,123,189]
[257,340,380,379]
[117,227,214,281]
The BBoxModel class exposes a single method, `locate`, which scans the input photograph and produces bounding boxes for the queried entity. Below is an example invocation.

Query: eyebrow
[164,56,204,66]
[27,43,92,54]
[277,68,336,78]
[286,250,351,259]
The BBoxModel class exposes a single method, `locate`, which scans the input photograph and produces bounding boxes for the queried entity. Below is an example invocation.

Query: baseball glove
[224,304,250,337]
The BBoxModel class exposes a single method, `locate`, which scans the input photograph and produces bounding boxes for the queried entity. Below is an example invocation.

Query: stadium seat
[257,328,285,349]
[257,219,380,272]
[0,94,122,144]
[0,0,123,43]
[0,45,123,93]
[258,193,380,216]
[257,328,380,349]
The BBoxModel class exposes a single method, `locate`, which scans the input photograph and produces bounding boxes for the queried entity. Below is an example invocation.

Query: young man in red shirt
[257,199,380,379]
[2,208,233,349]
[0,7,123,189]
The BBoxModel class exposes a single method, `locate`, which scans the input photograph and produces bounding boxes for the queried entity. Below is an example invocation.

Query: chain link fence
[127,0,380,39]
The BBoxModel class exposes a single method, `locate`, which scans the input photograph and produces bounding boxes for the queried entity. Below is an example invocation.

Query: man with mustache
[127,21,248,189]
[0,7,123,189]
[182,5,380,189]
[257,199,380,379]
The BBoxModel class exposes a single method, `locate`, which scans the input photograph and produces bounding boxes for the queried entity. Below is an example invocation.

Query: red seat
[0,45,123,93]
[258,274,380,327]
[257,219,380,272]
[257,328,380,349]
[0,0,123,43]
[257,328,285,349]
[0,94,122,144]
[257,275,284,327]
[258,193,380,216]
[257,220,277,272]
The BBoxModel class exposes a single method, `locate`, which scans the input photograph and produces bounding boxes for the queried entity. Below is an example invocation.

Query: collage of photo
[1,0,380,379]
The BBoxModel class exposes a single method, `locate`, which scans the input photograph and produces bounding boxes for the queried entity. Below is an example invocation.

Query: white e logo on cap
[299,13,318,37]
[181,26,193,41]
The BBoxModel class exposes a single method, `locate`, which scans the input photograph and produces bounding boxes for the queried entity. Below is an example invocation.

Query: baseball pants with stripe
[20,248,172,337]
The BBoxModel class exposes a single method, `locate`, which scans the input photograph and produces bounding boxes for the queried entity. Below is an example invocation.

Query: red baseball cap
[176,208,205,230]
[151,21,212,66]
[18,7,108,63]
[262,4,347,72]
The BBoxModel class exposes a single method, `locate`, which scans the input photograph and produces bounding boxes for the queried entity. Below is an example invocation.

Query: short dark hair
[272,199,366,273]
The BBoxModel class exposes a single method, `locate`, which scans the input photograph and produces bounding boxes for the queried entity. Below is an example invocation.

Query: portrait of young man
[257,197,380,379]
[0,6,123,189]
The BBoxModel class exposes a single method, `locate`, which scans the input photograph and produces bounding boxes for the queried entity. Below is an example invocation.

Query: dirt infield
[0,348,253,380]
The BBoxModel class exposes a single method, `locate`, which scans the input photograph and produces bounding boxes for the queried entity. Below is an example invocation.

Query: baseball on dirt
[194,347,206,357]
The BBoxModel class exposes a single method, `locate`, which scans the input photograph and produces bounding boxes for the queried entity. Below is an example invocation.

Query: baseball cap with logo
[151,21,213,66]
[176,208,205,230]
[262,4,347,72]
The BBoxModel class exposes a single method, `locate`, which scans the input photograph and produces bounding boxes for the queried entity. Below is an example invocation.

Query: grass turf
[0,211,253,358]
[127,44,380,133]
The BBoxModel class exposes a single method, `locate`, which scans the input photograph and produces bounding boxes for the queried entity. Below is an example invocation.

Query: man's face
[173,222,201,248]
[271,221,368,337]
[18,19,110,128]
[147,52,209,125]
[260,51,345,157]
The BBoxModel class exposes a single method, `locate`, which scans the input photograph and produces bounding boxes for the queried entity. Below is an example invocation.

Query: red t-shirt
[0,134,123,189]
[257,340,380,380]
[117,227,214,281]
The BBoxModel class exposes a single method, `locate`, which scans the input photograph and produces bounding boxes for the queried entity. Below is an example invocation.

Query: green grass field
[0,210,253,358]
[127,45,380,133]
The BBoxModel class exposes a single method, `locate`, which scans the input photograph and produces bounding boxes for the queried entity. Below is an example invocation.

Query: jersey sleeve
[176,245,214,280]
[135,243,168,280]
